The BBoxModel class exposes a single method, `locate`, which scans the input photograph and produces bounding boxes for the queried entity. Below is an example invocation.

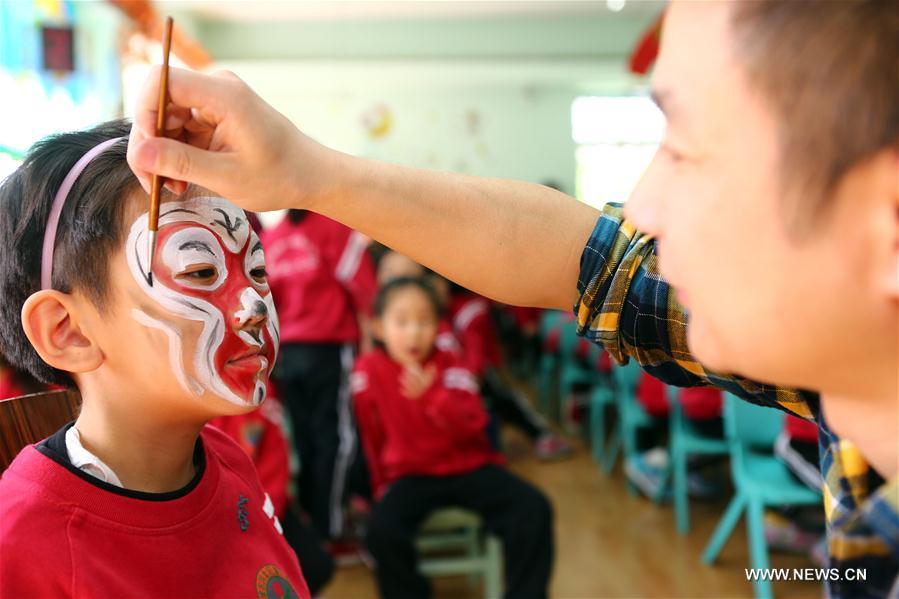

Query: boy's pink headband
[40,136,127,291]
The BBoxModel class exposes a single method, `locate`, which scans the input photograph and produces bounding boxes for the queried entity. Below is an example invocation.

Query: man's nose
[624,150,666,238]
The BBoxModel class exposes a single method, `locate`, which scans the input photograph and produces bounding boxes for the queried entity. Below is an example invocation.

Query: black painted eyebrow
[251,240,263,253]
[161,208,200,218]
[179,240,215,256]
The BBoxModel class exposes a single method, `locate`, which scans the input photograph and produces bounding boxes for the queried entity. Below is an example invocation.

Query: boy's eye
[250,267,268,283]
[177,267,217,282]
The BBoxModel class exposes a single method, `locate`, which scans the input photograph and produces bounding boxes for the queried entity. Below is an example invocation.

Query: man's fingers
[134,66,236,135]
[130,136,234,192]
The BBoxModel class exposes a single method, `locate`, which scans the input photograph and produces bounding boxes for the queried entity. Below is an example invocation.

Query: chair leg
[623,414,640,496]
[484,535,503,599]
[537,356,556,417]
[702,494,746,564]
[590,391,607,465]
[557,372,572,424]
[653,460,672,505]
[601,427,621,474]
[466,528,480,587]
[746,499,773,599]
[672,448,689,533]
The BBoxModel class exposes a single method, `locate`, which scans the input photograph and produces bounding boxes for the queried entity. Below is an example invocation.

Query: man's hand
[127,67,339,212]
[400,364,437,400]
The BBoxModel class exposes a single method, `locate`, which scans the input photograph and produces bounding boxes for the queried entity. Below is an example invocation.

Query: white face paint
[125,196,280,407]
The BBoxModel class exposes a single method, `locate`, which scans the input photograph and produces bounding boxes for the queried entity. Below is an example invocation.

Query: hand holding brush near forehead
[146,15,174,287]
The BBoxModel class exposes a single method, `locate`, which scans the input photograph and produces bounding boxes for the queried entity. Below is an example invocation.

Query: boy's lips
[227,347,270,373]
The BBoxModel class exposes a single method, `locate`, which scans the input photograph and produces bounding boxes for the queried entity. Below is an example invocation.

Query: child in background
[0,355,46,400]
[352,277,554,598]
[442,280,572,460]
[262,208,377,544]
[0,121,309,597]
[625,372,724,499]
[373,247,459,355]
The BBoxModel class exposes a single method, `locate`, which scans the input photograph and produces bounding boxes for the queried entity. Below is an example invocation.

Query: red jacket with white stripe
[448,292,503,377]
[262,213,376,343]
[351,348,503,498]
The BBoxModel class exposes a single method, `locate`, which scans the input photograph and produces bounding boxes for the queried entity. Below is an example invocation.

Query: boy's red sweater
[209,393,291,519]
[0,425,309,598]
[351,348,503,498]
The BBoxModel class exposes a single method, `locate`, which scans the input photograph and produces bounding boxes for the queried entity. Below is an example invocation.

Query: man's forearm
[314,152,600,310]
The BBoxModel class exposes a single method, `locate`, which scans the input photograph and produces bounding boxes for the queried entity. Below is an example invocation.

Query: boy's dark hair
[0,119,141,385]
[373,276,444,319]
[286,209,308,224]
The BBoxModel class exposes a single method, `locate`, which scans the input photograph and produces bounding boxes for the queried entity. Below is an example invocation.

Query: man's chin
[685,319,733,375]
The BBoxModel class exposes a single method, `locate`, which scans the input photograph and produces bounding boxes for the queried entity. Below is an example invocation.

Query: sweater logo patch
[256,564,299,599]
[238,495,249,532]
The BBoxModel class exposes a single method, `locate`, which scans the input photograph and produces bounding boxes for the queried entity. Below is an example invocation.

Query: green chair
[417,507,503,599]
[658,385,729,533]
[555,318,607,425]
[537,310,565,417]
[606,360,656,495]
[588,344,618,468]
[702,394,821,599]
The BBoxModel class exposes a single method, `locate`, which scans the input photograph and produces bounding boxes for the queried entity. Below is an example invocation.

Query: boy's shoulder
[0,448,75,573]
[200,422,264,490]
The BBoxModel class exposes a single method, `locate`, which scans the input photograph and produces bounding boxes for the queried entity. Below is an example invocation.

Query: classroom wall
[213,59,634,193]
[192,10,659,196]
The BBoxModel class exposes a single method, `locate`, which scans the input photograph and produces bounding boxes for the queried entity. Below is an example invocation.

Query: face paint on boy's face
[125,196,280,407]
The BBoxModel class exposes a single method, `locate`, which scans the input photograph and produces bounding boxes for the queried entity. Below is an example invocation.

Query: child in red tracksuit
[444,282,571,460]
[352,277,554,599]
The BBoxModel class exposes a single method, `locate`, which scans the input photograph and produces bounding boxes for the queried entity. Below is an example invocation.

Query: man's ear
[21,290,102,375]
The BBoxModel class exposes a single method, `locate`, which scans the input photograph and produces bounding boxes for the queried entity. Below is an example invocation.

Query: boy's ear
[21,291,103,376]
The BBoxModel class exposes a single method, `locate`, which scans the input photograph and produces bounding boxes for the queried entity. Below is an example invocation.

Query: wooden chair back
[0,389,81,472]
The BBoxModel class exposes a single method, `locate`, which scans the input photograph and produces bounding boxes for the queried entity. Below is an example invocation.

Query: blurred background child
[352,276,554,598]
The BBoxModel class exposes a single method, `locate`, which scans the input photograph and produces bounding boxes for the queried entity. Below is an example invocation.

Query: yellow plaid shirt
[574,203,898,598]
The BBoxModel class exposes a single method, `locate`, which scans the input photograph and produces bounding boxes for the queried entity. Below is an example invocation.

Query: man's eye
[250,267,268,282]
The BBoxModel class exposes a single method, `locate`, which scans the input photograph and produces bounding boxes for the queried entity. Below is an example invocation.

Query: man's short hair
[730,0,899,233]
[0,119,141,385]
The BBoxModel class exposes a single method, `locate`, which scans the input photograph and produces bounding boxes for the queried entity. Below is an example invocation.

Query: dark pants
[481,368,547,440]
[364,465,554,599]
[280,503,335,596]
[276,342,356,540]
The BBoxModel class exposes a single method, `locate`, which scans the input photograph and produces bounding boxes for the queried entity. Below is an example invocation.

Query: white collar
[65,426,124,488]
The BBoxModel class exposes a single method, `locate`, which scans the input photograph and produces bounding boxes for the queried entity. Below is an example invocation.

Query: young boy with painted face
[0,121,309,598]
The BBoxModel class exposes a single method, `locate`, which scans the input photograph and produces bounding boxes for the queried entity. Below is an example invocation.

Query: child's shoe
[534,433,573,461]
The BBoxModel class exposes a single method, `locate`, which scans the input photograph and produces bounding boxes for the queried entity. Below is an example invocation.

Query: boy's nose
[235,289,269,329]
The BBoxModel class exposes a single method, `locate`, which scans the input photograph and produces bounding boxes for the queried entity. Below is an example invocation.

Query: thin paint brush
[147,15,174,287]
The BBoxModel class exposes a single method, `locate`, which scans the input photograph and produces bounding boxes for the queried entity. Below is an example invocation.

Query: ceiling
[159,0,663,23]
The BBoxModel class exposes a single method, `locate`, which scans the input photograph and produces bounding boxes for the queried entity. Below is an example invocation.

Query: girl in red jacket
[352,277,554,598]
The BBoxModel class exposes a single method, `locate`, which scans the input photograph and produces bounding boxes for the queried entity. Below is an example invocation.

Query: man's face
[624,1,896,395]
[98,195,280,415]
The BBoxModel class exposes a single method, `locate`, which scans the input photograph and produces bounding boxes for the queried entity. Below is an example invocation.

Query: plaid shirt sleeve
[573,202,819,420]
